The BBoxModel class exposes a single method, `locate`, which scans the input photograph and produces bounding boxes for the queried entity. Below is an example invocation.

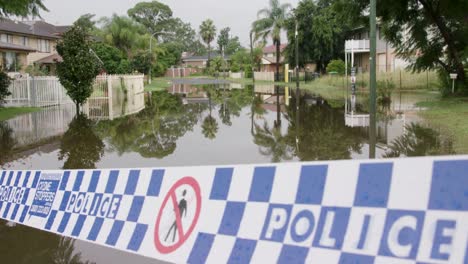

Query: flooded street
[0,83,458,263]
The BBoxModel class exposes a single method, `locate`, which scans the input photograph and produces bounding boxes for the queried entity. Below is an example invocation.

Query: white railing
[345,39,370,52]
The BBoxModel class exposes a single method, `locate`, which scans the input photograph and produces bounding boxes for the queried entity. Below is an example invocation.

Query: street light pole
[369,0,377,159]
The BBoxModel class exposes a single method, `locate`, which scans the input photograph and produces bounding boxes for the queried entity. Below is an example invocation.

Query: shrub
[0,71,12,106]
[326,59,345,75]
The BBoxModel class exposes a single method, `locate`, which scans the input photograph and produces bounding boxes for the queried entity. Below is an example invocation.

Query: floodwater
[0,82,458,263]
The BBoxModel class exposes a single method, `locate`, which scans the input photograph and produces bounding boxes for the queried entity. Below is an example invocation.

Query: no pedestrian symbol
[154,177,202,254]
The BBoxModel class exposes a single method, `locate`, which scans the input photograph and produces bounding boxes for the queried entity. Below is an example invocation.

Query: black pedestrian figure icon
[164,189,187,243]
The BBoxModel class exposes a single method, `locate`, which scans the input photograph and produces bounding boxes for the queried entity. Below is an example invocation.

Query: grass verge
[416,98,468,154]
[0,107,41,121]
[145,78,172,91]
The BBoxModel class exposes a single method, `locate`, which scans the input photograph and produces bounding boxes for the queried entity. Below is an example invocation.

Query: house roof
[262,56,285,64]
[35,53,63,64]
[0,41,36,52]
[263,44,287,53]
[0,19,70,39]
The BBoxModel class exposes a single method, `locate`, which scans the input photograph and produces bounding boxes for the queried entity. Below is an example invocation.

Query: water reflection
[384,123,455,157]
[0,220,92,264]
[59,114,104,169]
[0,122,15,165]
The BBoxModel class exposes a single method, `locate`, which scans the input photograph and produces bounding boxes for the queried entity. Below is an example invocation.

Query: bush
[326,59,345,75]
[377,79,395,105]
[230,62,240,73]
[0,71,11,106]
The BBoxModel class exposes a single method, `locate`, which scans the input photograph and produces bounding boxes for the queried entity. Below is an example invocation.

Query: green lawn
[0,107,41,121]
[145,78,173,91]
[416,98,468,154]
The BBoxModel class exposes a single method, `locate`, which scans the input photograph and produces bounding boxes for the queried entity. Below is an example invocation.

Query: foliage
[100,15,146,57]
[377,79,395,105]
[73,13,96,32]
[217,27,230,55]
[286,0,347,72]
[225,36,243,55]
[338,0,468,93]
[0,0,47,18]
[160,18,204,54]
[131,50,152,75]
[56,26,100,110]
[127,1,173,34]
[199,19,217,67]
[92,42,131,74]
[326,59,345,74]
[0,71,11,105]
[25,64,49,76]
[59,114,104,169]
[384,123,455,157]
[209,56,223,74]
[0,122,15,165]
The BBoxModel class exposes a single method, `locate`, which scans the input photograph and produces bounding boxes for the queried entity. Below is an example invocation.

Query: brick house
[0,19,70,73]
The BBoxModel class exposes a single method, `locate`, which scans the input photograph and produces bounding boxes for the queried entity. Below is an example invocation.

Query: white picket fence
[4,75,145,120]
[254,72,275,81]
[5,76,72,107]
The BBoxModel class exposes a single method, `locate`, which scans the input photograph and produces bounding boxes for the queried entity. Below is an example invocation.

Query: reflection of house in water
[254,84,286,112]
[167,84,209,104]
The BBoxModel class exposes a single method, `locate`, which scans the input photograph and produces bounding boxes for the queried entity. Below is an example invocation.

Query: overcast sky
[39,0,300,46]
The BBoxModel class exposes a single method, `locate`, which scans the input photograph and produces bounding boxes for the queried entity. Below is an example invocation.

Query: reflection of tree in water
[254,121,294,162]
[59,114,104,169]
[284,92,365,161]
[384,123,455,157]
[0,121,15,166]
[0,220,93,264]
[96,91,203,158]
[202,89,219,140]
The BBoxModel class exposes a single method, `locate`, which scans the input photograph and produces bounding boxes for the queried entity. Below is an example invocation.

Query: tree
[0,71,11,106]
[73,13,96,32]
[0,0,47,18]
[127,1,173,34]
[92,42,131,74]
[225,36,243,55]
[285,0,347,72]
[252,0,291,81]
[100,15,146,57]
[159,18,201,53]
[199,19,217,68]
[326,59,345,74]
[337,0,468,93]
[217,27,230,55]
[56,26,100,112]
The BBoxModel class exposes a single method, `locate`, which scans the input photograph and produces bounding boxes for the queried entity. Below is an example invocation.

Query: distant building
[181,52,229,68]
[260,44,287,72]
[345,26,409,73]
[0,19,70,73]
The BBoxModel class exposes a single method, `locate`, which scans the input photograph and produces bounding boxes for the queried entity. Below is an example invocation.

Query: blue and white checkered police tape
[0,155,467,263]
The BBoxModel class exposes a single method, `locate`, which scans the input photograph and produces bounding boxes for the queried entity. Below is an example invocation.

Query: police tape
[0,156,467,264]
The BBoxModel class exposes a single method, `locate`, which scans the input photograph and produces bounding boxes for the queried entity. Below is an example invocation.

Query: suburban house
[260,44,287,72]
[181,52,229,68]
[0,19,70,73]
[345,25,409,73]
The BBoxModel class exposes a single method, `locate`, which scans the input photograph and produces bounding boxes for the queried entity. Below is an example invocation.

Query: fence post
[26,77,31,106]
[108,75,113,120]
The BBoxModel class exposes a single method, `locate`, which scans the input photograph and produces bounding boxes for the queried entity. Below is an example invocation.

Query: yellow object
[284,64,289,83]
[285,86,290,106]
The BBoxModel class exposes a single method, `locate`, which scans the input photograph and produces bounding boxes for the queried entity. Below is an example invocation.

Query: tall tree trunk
[75,102,80,115]
[250,32,255,83]
[207,43,211,68]
[275,40,281,82]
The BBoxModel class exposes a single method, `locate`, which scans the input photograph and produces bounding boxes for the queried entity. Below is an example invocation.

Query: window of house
[2,51,20,72]
[37,39,50,52]
[21,36,29,46]
[0,34,13,43]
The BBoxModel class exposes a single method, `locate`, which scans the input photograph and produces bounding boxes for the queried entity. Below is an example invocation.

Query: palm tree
[199,19,217,68]
[252,0,291,81]
[202,90,219,139]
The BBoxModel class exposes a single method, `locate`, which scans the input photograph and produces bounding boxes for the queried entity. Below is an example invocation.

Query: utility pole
[369,0,377,159]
